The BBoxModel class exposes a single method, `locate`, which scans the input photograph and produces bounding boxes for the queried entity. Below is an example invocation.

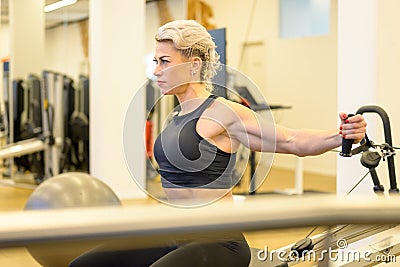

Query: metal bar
[0,195,400,248]
[0,137,62,159]
[0,138,45,159]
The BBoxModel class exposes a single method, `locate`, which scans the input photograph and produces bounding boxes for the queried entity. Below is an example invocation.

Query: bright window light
[279,0,330,38]
[44,0,78,13]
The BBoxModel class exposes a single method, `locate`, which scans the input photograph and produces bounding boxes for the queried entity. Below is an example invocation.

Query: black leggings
[69,233,251,267]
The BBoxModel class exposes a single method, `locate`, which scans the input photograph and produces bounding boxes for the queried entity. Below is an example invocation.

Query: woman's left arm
[226,100,366,156]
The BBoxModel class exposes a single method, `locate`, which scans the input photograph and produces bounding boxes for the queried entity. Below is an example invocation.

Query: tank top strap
[192,94,218,117]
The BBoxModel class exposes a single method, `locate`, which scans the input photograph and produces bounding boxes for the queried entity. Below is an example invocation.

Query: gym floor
[0,167,335,267]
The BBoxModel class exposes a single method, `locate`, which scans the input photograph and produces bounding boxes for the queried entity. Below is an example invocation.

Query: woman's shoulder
[213,96,252,113]
[204,96,252,124]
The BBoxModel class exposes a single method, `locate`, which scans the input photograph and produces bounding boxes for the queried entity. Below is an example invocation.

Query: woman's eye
[153,59,169,65]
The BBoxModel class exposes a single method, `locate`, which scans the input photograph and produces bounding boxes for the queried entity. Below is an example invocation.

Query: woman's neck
[175,84,211,114]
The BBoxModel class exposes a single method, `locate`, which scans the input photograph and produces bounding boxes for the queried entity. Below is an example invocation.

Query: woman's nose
[153,64,162,77]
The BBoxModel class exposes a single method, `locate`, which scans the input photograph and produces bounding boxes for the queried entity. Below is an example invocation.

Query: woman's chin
[161,90,173,95]
[160,87,177,95]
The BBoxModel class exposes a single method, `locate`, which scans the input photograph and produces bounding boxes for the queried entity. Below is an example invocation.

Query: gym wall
[0,24,10,101]
[205,0,338,176]
[206,0,400,185]
[376,0,400,169]
[45,22,87,82]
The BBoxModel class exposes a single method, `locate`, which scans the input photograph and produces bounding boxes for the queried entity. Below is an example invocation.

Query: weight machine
[250,105,400,267]
[0,71,68,183]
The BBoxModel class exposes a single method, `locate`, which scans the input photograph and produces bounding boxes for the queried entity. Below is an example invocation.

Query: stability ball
[24,172,122,267]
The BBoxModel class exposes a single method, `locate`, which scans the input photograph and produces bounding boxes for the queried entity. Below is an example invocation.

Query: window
[280,0,331,38]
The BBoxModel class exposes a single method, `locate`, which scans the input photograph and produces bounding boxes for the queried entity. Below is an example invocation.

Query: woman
[70,20,366,267]
[152,20,366,205]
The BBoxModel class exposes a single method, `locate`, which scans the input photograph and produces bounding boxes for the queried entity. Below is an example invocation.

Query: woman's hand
[339,113,367,144]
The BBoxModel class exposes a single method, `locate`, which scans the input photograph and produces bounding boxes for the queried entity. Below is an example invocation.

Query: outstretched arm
[274,113,366,156]
[226,100,366,156]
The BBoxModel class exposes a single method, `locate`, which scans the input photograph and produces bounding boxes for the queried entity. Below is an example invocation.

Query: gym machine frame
[0,71,65,182]
[257,105,400,267]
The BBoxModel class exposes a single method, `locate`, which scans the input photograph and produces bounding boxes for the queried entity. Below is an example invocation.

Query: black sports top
[153,95,237,189]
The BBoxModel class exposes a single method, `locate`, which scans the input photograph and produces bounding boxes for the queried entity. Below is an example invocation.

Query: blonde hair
[155,20,220,90]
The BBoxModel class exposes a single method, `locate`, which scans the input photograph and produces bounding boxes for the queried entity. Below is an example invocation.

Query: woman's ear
[191,56,202,75]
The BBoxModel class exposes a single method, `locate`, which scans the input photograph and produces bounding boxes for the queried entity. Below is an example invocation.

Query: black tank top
[153,95,237,189]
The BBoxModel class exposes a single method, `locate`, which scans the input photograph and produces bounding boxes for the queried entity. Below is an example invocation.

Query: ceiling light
[44,0,78,13]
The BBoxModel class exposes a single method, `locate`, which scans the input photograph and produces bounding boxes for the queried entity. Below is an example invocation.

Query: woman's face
[153,41,192,95]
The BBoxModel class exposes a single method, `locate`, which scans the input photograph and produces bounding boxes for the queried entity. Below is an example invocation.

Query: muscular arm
[274,126,341,156]
[224,99,366,157]
[275,113,366,156]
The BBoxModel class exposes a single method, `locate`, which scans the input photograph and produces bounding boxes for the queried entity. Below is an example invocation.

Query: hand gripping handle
[339,114,354,157]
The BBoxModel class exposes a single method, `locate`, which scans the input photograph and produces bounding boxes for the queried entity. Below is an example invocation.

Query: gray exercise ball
[24,172,122,267]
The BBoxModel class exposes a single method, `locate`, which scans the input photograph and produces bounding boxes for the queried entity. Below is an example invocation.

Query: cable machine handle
[339,114,355,157]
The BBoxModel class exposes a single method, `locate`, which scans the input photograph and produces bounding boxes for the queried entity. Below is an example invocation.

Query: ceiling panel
[0,0,89,28]
[45,0,89,28]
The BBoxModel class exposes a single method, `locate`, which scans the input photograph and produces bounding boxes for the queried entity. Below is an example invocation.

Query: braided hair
[155,20,221,91]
